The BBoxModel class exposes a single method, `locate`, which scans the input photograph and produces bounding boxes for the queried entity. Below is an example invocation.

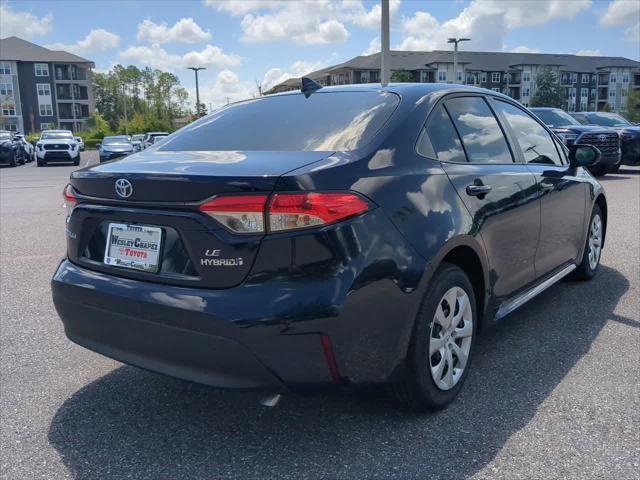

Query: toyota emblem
[598,134,607,142]
[115,178,133,198]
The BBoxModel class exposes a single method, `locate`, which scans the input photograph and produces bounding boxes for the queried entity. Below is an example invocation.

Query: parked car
[97,135,135,163]
[141,131,169,149]
[36,130,80,167]
[130,134,144,151]
[0,130,26,166]
[74,136,85,152]
[569,111,640,167]
[53,84,607,412]
[529,107,620,175]
[13,134,34,162]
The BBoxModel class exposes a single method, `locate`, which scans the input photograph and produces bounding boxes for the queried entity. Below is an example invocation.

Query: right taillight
[62,184,77,212]
[199,192,369,234]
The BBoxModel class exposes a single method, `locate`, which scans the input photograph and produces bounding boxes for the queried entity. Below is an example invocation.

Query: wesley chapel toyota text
[52,83,607,411]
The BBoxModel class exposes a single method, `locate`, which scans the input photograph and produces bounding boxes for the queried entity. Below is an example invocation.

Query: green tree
[86,112,111,138]
[624,88,640,122]
[530,66,565,108]
[601,103,611,112]
[391,69,414,82]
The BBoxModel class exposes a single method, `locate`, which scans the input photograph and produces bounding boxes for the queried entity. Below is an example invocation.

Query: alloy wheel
[429,286,473,391]
[588,214,602,271]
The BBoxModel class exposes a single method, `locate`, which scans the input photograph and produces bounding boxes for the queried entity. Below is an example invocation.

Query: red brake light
[268,192,369,232]
[63,184,77,211]
[199,195,268,233]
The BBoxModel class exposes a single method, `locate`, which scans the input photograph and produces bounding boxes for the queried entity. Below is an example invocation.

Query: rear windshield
[160,91,400,152]
[103,136,131,145]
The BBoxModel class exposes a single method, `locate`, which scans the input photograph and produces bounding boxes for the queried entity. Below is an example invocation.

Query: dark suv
[530,107,621,175]
[569,111,640,167]
[52,84,606,411]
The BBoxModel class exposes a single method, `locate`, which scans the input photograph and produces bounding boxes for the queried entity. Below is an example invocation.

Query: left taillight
[63,184,77,212]
[198,192,370,234]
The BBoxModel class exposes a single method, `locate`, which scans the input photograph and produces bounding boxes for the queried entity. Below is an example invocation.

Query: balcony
[508,87,521,99]
[56,85,72,100]
[507,73,521,85]
[54,64,89,81]
[597,74,609,85]
[597,87,608,101]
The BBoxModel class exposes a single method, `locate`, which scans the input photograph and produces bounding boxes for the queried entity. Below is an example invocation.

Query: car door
[430,95,540,299]
[491,98,587,278]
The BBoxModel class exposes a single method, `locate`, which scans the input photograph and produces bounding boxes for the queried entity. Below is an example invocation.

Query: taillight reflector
[63,184,77,211]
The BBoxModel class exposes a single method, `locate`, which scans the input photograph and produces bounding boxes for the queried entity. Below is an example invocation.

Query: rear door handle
[466,184,492,197]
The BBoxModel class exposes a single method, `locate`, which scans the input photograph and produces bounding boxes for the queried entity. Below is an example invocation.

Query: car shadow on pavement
[48,265,628,480]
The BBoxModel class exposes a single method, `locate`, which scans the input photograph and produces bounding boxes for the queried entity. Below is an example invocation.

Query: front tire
[390,263,476,412]
[573,204,603,280]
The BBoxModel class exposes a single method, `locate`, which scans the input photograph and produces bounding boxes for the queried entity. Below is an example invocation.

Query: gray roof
[0,36,94,65]
[277,49,640,88]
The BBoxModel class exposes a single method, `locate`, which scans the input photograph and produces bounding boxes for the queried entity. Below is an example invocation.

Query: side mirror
[96,143,101,149]
[569,144,600,168]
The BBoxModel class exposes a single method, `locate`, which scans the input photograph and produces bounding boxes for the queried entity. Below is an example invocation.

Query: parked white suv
[36,130,80,167]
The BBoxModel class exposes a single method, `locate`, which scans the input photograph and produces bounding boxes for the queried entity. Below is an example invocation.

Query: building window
[0,62,11,75]
[590,90,596,98]
[491,72,500,83]
[420,71,430,83]
[1,103,16,115]
[522,102,529,108]
[40,123,52,130]
[457,71,463,82]
[481,72,487,83]
[37,83,51,96]
[571,73,577,84]
[622,89,627,97]
[3,123,17,131]
[581,88,588,98]
[370,71,379,82]
[609,90,616,98]
[523,87,530,97]
[438,71,447,82]
[35,63,49,77]
[582,74,589,84]
[39,104,53,116]
[0,83,13,96]
[623,73,629,83]
[466,74,475,84]
[580,102,587,111]
[610,74,616,83]
[523,72,530,82]
[491,87,500,92]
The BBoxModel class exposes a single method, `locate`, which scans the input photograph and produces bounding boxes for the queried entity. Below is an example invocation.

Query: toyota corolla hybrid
[52,83,607,411]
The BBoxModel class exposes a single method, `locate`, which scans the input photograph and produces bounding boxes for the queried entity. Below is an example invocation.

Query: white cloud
[363,36,380,55]
[340,0,401,29]
[192,70,256,111]
[600,0,640,42]
[205,0,284,16]
[119,44,241,71]
[398,0,592,51]
[136,18,212,44]
[511,45,541,53]
[0,3,53,39]
[46,29,119,55]
[575,49,602,56]
[262,60,326,90]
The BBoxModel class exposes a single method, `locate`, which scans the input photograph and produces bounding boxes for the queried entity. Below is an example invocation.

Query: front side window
[494,100,562,166]
[39,104,53,116]
[417,104,465,163]
[0,62,11,75]
[444,96,513,163]
[35,63,49,76]
[161,91,399,152]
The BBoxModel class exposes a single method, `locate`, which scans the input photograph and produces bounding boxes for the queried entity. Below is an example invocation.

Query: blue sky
[1,0,638,109]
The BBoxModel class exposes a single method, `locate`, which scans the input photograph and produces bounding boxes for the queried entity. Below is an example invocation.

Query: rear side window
[444,97,513,163]
[494,100,563,166]
[160,92,399,152]
[418,104,466,163]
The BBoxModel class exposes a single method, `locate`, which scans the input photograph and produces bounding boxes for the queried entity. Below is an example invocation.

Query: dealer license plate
[104,223,163,273]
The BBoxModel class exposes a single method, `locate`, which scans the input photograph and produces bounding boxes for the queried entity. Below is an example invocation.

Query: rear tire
[389,263,477,412]
[608,164,621,174]
[37,160,44,167]
[573,204,603,281]
[590,166,607,177]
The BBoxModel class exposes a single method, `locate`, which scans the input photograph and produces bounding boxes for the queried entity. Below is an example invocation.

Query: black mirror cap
[569,144,601,168]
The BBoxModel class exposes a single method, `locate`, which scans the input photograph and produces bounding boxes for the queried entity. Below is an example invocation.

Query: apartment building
[0,36,95,133]
[266,50,640,112]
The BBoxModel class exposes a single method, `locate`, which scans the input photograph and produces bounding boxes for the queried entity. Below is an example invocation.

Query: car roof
[266,82,516,105]
[43,129,72,133]
[529,107,560,111]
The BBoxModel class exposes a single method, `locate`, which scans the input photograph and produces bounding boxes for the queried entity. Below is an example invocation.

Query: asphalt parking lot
[1,151,638,480]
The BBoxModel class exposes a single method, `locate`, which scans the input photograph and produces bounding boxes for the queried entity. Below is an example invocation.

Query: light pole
[122,83,129,135]
[448,37,470,83]
[188,67,206,117]
[381,0,390,85]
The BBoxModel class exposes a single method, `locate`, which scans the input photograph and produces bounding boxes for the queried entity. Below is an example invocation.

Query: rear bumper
[52,211,428,391]
[100,152,131,162]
